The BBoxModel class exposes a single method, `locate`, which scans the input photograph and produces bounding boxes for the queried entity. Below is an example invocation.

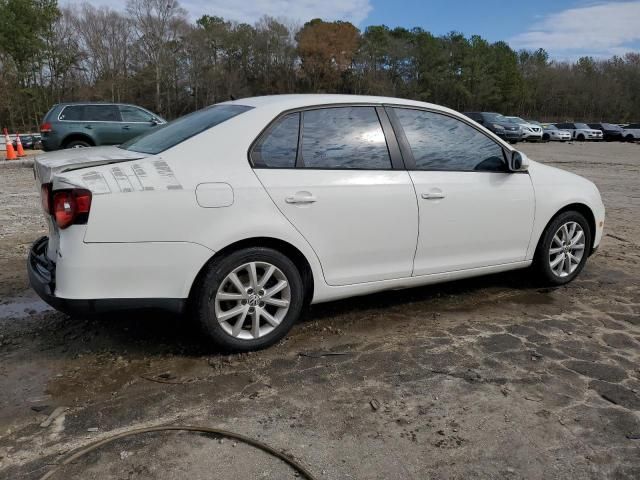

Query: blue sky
[84,0,640,59]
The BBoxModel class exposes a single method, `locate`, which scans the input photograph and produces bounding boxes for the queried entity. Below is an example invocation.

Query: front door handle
[285,192,317,204]
[84,124,92,130]
[421,192,445,200]
[123,125,131,130]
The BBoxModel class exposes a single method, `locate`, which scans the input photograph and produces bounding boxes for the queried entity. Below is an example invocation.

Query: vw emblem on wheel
[248,295,259,307]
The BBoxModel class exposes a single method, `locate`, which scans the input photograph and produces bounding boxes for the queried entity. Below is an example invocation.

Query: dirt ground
[0,141,639,479]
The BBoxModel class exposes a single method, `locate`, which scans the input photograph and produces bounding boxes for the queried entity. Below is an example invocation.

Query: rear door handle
[285,192,317,204]
[123,125,131,130]
[421,192,445,200]
[84,124,92,130]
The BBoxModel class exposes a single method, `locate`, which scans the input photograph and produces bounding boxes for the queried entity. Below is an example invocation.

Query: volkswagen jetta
[29,95,605,351]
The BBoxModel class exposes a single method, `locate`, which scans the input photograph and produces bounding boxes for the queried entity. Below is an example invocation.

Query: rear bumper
[28,236,185,315]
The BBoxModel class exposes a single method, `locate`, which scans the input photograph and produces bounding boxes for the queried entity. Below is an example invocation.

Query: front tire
[192,247,304,352]
[533,211,592,286]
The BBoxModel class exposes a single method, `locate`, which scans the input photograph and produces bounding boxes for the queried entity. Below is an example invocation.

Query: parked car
[540,124,572,142]
[505,116,543,141]
[29,94,605,351]
[621,123,640,141]
[39,103,166,151]
[463,112,522,143]
[554,123,603,141]
[12,134,35,149]
[587,123,626,141]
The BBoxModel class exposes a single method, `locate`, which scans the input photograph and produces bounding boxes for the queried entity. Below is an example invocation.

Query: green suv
[40,103,165,151]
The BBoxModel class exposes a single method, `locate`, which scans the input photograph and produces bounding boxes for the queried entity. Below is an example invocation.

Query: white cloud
[509,1,640,58]
[71,0,373,26]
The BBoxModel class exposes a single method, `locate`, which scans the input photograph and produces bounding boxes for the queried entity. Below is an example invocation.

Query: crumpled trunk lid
[33,146,147,185]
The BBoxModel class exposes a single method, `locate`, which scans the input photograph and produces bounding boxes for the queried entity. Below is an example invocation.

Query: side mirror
[150,119,159,125]
[509,150,529,172]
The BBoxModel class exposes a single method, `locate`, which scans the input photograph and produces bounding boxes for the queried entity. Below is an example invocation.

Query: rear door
[253,106,419,286]
[83,105,122,144]
[388,107,535,276]
[119,105,157,141]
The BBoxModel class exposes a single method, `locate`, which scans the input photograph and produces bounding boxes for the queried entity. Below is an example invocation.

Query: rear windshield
[120,104,253,154]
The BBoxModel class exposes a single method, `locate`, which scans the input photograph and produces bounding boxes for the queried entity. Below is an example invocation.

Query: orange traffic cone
[15,132,25,157]
[4,128,17,160]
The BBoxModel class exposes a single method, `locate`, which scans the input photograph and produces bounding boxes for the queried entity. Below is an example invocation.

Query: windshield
[602,123,622,130]
[507,116,527,124]
[483,113,506,123]
[120,104,253,154]
[546,125,558,130]
[575,123,590,129]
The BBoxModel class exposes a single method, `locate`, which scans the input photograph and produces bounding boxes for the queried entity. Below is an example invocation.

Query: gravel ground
[0,141,639,479]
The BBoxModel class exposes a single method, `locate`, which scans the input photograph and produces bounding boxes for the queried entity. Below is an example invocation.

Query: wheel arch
[61,133,95,148]
[536,203,596,256]
[188,236,315,307]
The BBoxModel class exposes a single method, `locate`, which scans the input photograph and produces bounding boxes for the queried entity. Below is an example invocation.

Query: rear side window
[84,105,121,122]
[252,113,299,168]
[120,106,155,122]
[59,106,84,121]
[300,107,391,169]
[393,108,506,172]
[121,104,253,154]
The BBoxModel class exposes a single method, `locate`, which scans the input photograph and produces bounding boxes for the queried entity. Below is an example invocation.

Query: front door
[388,107,535,276]
[119,105,157,142]
[253,106,419,286]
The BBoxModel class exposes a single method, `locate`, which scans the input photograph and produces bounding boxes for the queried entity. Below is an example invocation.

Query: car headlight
[493,124,505,130]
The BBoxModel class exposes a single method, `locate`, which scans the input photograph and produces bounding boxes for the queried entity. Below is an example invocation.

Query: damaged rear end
[29,146,150,314]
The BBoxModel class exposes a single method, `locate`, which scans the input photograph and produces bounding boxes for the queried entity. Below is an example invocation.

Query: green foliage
[0,0,59,72]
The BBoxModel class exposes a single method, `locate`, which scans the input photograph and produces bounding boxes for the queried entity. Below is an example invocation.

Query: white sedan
[541,124,572,142]
[29,95,605,351]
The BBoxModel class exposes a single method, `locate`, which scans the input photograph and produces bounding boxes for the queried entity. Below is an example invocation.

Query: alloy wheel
[213,261,291,340]
[548,221,585,277]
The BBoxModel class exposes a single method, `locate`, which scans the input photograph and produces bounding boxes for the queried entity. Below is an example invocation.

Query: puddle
[0,296,52,319]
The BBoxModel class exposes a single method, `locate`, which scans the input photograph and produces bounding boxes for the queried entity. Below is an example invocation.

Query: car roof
[53,102,148,108]
[221,94,460,116]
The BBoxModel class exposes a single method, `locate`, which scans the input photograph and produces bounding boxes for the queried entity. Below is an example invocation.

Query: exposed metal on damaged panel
[58,160,183,194]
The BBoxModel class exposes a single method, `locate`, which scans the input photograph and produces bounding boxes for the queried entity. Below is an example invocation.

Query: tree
[297,19,360,92]
[126,0,187,115]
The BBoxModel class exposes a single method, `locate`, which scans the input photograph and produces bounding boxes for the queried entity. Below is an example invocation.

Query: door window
[393,108,506,172]
[59,106,84,121]
[252,113,299,168]
[84,105,121,122]
[120,106,154,122]
[301,107,392,169]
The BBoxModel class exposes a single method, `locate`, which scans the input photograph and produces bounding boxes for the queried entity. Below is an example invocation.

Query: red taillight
[53,189,92,229]
[40,122,52,133]
[41,183,52,214]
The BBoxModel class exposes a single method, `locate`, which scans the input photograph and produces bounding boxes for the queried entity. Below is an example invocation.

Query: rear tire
[64,139,92,148]
[533,211,592,286]
[192,247,304,352]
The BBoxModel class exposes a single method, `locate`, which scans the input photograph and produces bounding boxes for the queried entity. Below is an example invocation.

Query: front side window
[301,107,392,169]
[121,104,253,155]
[252,113,299,168]
[120,106,155,123]
[84,105,121,122]
[393,108,506,172]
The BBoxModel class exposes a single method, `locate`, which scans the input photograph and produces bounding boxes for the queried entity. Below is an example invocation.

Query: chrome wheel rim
[549,221,585,277]
[214,262,290,340]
